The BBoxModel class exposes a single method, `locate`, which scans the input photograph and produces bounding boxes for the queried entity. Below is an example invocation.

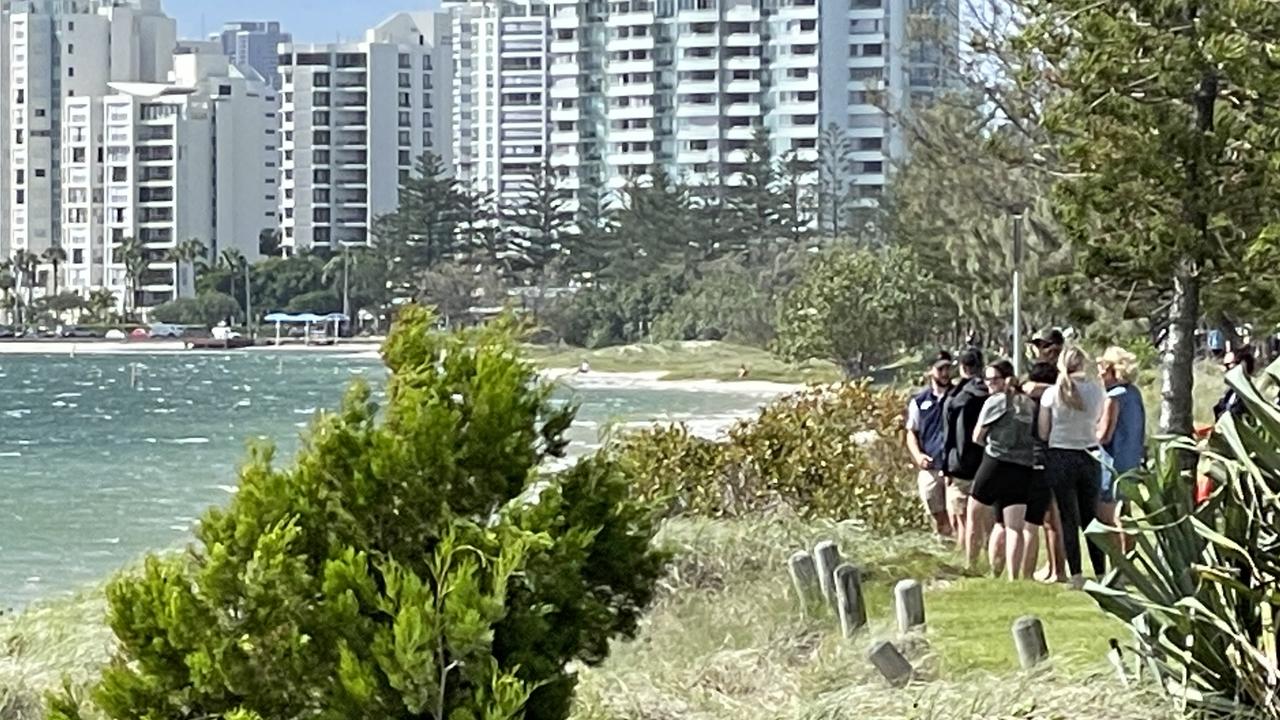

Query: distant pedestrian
[971,360,1039,580]
[906,352,956,538]
[1214,346,1255,420]
[1038,346,1106,590]
[943,347,989,564]
[1022,328,1065,398]
[1097,346,1146,557]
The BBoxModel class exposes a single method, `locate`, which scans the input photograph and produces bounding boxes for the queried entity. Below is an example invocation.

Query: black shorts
[974,455,1031,506]
[986,467,1052,527]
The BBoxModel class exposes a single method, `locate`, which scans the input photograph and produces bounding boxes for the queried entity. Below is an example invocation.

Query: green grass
[525,341,842,384]
[572,517,1167,720]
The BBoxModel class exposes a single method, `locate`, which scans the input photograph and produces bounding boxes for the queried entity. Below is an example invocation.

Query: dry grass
[0,592,111,719]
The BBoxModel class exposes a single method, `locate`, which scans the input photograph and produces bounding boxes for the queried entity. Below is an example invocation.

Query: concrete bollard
[813,540,842,607]
[1012,616,1049,669]
[894,579,926,634]
[788,551,822,612]
[867,640,914,687]
[834,564,867,638]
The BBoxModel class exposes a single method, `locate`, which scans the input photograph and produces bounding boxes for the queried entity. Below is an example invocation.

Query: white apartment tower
[61,42,278,309]
[450,0,958,209]
[278,12,452,253]
[449,0,550,203]
[2,0,176,267]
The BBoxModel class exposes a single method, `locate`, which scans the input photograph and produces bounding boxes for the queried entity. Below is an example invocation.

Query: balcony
[550,39,579,54]
[137,208,173,224]
[610,127,653,143]
[726,102,761,117]
[607,81,654,97]
[606,151,655,166]
[606,10,655,26]
[606,36,654,52]
[675,103,718,118]
[607,104,655,120]
[136,147,174,163]
[550,129,580,145]
[550,59,579,76]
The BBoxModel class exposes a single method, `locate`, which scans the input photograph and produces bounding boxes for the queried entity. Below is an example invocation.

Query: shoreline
[0,339,382,356]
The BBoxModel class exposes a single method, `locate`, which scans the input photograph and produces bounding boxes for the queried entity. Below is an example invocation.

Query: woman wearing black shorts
[971,361,1041,580]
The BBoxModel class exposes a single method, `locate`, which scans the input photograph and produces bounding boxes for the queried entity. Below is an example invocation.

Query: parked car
[59,326,100,338]
[0,325,14,338]
[147,323,184,339]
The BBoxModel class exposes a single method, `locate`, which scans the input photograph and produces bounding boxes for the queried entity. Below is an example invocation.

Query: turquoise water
[0,351,779,607]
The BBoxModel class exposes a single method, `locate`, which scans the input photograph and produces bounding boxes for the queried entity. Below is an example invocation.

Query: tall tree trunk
[1159,262,1199,436]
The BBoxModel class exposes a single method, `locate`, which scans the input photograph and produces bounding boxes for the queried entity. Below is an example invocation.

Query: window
[861,43,882,56]
[313,208,330,222]
[313,131,330,145]
[35,108,45,117]
[72,249,84,264]
[314,169,330,183]
[422,131,432,146]
[15,190,24,205]
[422,56,432,70]
[112,167,127,182]
[15,170,24,184]
[398,111,410,127]
[422,93,432,108]
[314,72,330,87]
[314,150,330,163]
[398,150,410,165]
[15,129,23,145]
[398,72,411,88]
[858,137,881,150]
[219,84,232,96]
[398,92,410,108]
[67,66,74,77]
[313,111,329,125]
[422,75,432,89]
[15,90,24,104]
[71,147,85,163]
[314,92,330,106]
[398,130,411,146]
[314,189,330,203]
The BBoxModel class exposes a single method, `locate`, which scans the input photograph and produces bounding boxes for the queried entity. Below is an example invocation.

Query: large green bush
[609,382,923,531]
[150,291,242,326]
[52,306,666,720]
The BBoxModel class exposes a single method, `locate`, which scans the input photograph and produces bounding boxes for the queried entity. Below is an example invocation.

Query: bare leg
[931,511,951,539]
[1003,505,1028,581]
[1096,500,1123,557]
[1036,499,1066,584]
[965,498,993,571]
[1022,524,1041,579]
[988,522,1006,577]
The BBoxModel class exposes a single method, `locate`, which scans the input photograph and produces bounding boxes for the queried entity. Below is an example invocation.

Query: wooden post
[813,540,841,607]
[1012,616,1049,669]
[834,564,867,638]
[788,551,822,612]
[894,579,925,633]
[867,640,914,687]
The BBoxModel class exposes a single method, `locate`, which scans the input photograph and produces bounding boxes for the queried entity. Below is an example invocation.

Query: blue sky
[165,0,439,43]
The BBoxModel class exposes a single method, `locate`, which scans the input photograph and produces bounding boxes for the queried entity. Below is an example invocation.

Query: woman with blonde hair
[1038,345,1106,590]
[1097,346,1146,555]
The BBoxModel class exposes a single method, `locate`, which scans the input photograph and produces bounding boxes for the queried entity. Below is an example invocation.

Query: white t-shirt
[1040,378,1105,450]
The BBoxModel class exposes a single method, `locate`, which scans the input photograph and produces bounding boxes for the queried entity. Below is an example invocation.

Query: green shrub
[149,292,243,326]
[285,288,341,314]
[51,306,667,720]
[608,382,924,531]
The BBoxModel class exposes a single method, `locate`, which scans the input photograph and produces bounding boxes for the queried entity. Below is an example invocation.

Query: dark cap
[931,350,954,369]
[1030,328,1066,349]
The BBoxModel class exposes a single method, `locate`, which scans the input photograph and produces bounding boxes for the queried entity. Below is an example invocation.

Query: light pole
[1011,208,1026,377]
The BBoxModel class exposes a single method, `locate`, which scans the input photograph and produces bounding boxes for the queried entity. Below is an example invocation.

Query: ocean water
[0,351,782,607]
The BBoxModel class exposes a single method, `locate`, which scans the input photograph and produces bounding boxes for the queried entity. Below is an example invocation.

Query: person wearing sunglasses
[970,360,1042,580]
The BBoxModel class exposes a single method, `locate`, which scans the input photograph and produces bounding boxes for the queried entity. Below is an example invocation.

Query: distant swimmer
[737,364,749,379]
[578,360,591,375]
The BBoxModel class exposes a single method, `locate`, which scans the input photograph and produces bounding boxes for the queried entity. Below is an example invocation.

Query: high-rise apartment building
[213,20,291,90]
[2,0,176,267]
[61,41,278,308]
[277,12,452,253]
[448,0,958,211]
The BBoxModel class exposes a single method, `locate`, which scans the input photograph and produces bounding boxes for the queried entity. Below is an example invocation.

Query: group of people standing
[905,329,1147,589]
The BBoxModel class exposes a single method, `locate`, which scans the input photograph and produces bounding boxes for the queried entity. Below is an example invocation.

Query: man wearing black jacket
[943,348,988,561]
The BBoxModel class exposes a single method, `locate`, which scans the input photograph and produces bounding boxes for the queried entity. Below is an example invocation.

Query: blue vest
[1104,383,1146,474]
[912,388,948,470]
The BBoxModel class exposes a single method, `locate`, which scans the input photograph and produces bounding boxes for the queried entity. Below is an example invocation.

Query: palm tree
[115,237,149,321]
[0,261,15,326]
[86,288,117,324]
[10,251,39,328]
[41,246,67,297]
[164,238,206,301]
[219,249,249,323]
[322,245,363,321]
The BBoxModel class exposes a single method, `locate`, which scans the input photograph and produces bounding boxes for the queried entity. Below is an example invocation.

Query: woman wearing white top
[1037,346,1105,590]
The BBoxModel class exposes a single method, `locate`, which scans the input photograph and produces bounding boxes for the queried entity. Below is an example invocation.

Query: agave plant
[1086,358,1280,716]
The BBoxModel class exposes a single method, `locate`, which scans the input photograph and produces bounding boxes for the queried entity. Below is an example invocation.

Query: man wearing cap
[1023,328,1065,399]
[906,352,955,537]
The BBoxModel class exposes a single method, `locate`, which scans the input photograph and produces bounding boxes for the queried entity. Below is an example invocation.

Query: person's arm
[1038,402,1053,443]
[1097,395,1121,446]
[1022,381,1051,399]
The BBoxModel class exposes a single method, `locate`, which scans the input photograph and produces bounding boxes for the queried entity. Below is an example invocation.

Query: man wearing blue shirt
[906,352,955,537]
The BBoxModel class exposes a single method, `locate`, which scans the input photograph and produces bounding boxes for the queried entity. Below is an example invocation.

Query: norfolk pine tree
[1013,0,1280,434]
[52,307,667,720]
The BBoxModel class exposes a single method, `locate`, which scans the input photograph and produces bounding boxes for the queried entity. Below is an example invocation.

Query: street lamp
[1009,206,1027,376]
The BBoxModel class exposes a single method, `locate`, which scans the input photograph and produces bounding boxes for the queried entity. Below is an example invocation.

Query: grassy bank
[526,341,843,384]
[0,517,1171,720]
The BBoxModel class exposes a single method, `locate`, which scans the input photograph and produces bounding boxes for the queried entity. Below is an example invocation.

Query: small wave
[215,485,239,495]
[0,452,21,458]
[93,537,121,545]
[167,437,210,445]
[3,409,31,418]
[148,408,177,415]
[293,407,318,415]
[54,392,82,399]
